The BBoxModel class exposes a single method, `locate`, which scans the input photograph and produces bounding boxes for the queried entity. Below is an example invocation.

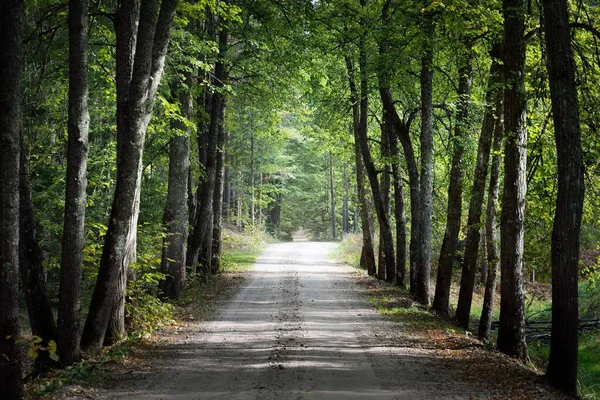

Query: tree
[81,0,178,352]
[434,45,474,318]
[454,44,502,328]
[211,100,227,274]
[0,0,24,396]
[356,0,395,283]
[58,0,90,365]
[345,56,376,276]
[417,7,435,305]
[542,0,585,393]
[160,80,191,299]
[498,0,528,360]
[187,19,229,273]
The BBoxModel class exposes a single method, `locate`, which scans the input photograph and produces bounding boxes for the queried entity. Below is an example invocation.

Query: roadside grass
[529,332,600,399]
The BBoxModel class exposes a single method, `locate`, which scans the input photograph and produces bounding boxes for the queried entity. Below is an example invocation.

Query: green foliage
[582,264,600,319]
[125,226,174,337]
[336,234,363,268]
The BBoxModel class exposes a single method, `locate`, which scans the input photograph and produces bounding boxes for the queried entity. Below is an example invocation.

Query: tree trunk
[343,160,349,234]
[187,24,228,273]
[454,49,501,328]
[498,0,528,360]
[378,120,393,280]
[391,139,407,288]
[0,0,24,395]
[417,12,435,305]
[345,57,376,276]
[357,0,395,282]
[543,0,585,393]
[58,0,90,365]
[223,161,231,220]
[186,87,210,273]
[329,153,336,239]
[160,80,191,299]
[379,87,419,292]
[434,50,474,318]
[478,102,504,341]
[20,141,57,370]
[480,226,488,284]
[81,0,178,352]
[211,101,227,274]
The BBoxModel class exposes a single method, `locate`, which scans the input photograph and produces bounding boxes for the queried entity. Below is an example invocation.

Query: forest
[1,0,599,398]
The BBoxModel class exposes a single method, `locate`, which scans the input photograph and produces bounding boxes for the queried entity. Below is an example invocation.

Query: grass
[529,332,600,399]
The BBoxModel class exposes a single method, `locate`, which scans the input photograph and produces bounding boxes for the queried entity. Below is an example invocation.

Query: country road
[99,242,554,399]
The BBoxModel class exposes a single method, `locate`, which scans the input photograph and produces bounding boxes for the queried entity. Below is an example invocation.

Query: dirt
[92,242,568,399]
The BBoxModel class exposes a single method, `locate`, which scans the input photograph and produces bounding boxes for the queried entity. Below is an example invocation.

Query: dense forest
[1,0,599,398]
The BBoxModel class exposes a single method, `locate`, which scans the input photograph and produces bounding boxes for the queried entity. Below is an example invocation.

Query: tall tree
[417,8,436,305]
[498,0,528,360]
[356,0,395,283]
[329,151,336,239]
[345,56,376,276]
[379,88,419,291]
[81,0,178,352]
[542,0,585,393]
[454,45,502,328]
[0,0,24,396]
[211,101,227,274]
[390,134,407,287]
[160,79,191,299]
[342,160,350,234]
[434,46,474,317]
[478,88,504,341]
[58,0,90,365]
[188,20,229,272]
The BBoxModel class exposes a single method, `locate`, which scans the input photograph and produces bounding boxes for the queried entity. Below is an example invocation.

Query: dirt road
[101,242,506,399]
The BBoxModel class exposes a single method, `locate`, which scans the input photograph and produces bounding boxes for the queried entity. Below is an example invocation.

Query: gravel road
[102,241,497,399]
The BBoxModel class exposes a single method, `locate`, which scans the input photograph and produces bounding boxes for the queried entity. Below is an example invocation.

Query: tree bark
[498,0,528,360]
[417,11,435,305]
[58,0,90,365]
[250,130,255,225]
[211,101,227,274]
[345,56,376,276]
[454,48,502,328]
[478,96,504,341]
[343,160,349,234]
[329,152,336,239]
[434,49,474,318]
[391,138,407,288]
[357,0,395,282]
[186,86,210,273]
[0,0,24,395]
[160,80,191,299]
[543,0,585,393]
[81,0,178,352]
[379,88,420,292]
[187,23,228,273]
[378,120,393,280]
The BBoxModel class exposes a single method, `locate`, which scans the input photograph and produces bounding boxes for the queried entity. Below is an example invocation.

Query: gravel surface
[98,242,564,399]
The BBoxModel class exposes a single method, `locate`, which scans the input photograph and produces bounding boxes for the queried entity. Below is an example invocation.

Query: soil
[87,241,568,399]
